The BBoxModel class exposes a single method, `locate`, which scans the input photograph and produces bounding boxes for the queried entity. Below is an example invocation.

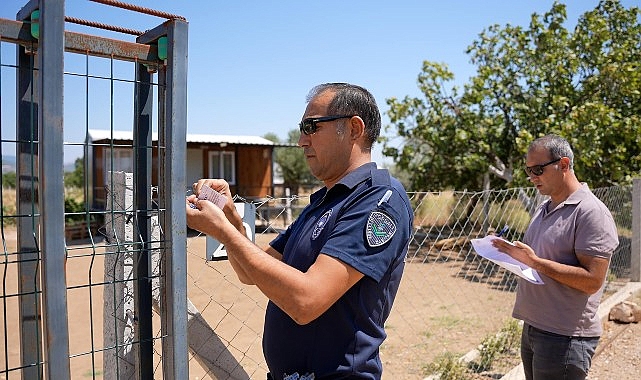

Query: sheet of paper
[471,235,544,285]
[188,186,227,209]
[197,186,227,209]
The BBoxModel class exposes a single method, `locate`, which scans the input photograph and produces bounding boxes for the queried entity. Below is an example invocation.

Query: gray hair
[306,83,381,149]
[528,134,574,169]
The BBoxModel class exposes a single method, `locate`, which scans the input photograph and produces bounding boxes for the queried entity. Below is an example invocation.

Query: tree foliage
[264,130,319,191]
[382,0,641,191]
[2,172,16,189]
[64,157,84,188]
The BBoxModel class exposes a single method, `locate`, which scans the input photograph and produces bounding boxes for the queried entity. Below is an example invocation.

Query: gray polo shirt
[513,183,619,337]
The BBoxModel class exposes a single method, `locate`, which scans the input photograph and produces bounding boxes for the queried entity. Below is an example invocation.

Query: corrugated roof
[87,129,275,146]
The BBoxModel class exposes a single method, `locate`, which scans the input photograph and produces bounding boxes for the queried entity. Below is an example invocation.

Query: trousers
[521,323,599,380]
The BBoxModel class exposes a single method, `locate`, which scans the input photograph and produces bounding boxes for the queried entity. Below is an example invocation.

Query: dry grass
[2,187,87,228]
[1,188,17,227]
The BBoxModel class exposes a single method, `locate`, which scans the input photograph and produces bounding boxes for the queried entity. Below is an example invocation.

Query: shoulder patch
[312,209,332,240]
[366,211,396,247]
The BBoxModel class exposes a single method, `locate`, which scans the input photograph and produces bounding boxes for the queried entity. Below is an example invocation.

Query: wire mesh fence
[227,186,636,379]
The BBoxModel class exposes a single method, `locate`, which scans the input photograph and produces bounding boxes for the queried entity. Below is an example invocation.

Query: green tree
[264,129,320,192]
[383,0,641,191]
[64,156,84,188]
[2,171,16,189]
[264,130,319,192]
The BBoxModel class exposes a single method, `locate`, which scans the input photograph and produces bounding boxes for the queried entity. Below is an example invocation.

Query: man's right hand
[190,178,245,236]
[192,178,234,211]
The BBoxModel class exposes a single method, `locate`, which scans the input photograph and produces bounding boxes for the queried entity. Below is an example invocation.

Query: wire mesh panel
[1,1,188,379]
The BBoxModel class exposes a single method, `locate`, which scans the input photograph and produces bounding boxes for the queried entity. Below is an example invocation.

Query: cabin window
[208,151,235,184]
[104,147,133,182]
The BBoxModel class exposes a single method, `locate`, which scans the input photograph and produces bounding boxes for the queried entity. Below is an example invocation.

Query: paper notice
[471,235,544,285]
[197,186,227,209]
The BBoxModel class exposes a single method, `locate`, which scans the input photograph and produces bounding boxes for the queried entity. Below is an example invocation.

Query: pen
[377,190,393,206]
[496,224,509,237]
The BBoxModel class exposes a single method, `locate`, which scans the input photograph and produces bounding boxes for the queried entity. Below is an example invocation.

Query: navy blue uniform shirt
[264,162,413,379]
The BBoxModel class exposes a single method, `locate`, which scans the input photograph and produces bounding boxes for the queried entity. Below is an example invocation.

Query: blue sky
[1,0,638,165]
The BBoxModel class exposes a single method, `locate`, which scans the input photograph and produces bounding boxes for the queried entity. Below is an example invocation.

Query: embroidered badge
[366,211,396,247]
[312,209,332,240]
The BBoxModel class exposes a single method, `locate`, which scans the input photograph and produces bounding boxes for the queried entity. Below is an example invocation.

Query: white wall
[186,148,203,187]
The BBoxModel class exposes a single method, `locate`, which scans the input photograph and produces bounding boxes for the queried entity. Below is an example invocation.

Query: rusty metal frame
[0,18,160,68]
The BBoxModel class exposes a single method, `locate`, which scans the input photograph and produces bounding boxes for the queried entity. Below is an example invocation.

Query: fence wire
[175,185,632,379]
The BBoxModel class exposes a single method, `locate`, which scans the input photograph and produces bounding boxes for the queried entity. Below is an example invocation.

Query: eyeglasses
[298,115,354,135]
[524,158,561,177]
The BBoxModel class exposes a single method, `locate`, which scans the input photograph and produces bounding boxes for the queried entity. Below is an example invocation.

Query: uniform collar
[310,162,378,204]
[336,162,378,189]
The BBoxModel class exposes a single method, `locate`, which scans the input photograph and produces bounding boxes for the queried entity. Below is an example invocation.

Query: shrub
[2,172,16,189]
[423,352,469,380]
[65,196,86,224]
[473,319,522,372]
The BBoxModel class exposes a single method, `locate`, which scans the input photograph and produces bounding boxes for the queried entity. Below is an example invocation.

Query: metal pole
[36,0,71,378]
[15,18,43,380]
[133,62,154,379]
[158,19,189,380]
[632,178,640,282]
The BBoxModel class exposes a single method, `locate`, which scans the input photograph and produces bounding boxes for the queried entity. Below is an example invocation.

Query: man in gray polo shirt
[492,134,619,380]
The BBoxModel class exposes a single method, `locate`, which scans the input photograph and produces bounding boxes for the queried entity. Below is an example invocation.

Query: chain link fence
[170,184,635,379]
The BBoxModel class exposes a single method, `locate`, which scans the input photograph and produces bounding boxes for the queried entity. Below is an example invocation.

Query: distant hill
[2,155,77,173]
[2,155,16,165]
[2,155,16,173]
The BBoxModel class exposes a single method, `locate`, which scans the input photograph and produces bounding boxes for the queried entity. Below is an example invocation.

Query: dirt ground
[588,290,641,380]
[1,228,640,379]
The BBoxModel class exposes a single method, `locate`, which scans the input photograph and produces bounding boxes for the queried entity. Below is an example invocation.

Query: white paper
[471,235,544,285]
[197,186,227,209]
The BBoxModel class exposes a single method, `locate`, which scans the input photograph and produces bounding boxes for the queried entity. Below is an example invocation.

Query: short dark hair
[306,83,381,149]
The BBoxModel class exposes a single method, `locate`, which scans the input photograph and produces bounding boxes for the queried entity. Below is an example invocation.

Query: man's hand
[187,178,246,239]
[491,237,609,294]
[185,195,229,240]
[491,238,536,267]
[192,179,234,211]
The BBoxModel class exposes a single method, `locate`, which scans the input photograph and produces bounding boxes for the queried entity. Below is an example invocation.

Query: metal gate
[1,1,188,378]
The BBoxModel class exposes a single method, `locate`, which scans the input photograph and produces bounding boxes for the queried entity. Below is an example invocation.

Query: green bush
[423,319,523,379]
[423,352,469,380]
[473,319,522,372]
[2,172,16,189]
[65,196,86,224]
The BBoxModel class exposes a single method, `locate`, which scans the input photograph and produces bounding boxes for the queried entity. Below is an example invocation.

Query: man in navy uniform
[186,83,413,379]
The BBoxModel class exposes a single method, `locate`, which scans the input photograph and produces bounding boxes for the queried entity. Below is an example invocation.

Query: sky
[1,0,639,165]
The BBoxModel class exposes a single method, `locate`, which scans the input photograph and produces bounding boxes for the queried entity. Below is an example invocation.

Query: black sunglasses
[525,158,561,177]
[298,115,354,135]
